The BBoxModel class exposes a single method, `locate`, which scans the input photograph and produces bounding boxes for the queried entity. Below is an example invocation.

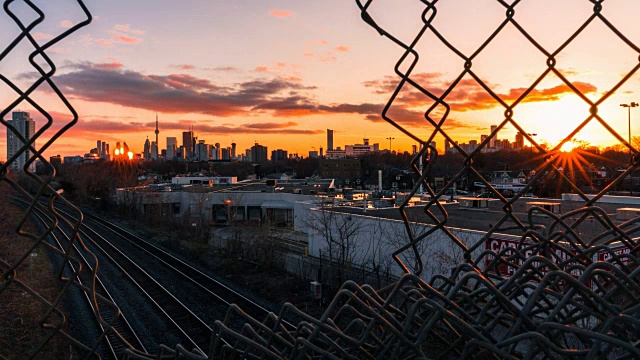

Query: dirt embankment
[0,183,73,359]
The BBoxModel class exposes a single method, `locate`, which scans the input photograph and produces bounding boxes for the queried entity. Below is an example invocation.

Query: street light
[621,102,639,151]
[620,102,638,196]
[386,137,395,152]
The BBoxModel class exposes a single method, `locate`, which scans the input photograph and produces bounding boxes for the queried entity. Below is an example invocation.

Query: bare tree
[305,202,366,289]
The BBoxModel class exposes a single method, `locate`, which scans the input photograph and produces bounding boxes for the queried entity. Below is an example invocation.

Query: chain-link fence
[4,0,640,358]
[209,1,640,358]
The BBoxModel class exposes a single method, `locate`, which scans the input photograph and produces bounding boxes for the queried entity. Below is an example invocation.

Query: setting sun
[560,141,577,153]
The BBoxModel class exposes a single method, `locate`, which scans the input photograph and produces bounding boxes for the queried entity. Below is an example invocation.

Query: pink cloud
[170,64,196,70]
[335,45,350,53]
[93,61,124,70]
[60,20,74,29]
[95,39,113,48]
[270,10,294,18]
[114,24,145,35]
[114,24,130,32]
[33,32,53,40]
[111,32,142,44]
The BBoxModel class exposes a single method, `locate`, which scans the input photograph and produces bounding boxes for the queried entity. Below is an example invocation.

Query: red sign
[485,237,578,278]
[486,238,635,286]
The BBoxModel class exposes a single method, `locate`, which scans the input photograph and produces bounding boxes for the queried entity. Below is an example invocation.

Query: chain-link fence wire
[5,0,640,359]
[0,1,154,358]
[205,1,640,358]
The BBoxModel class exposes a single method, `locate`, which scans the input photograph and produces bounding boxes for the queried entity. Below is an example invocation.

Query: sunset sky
[3,0,640,160]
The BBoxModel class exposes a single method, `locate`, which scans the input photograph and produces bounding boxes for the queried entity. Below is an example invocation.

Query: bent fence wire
[3,0,640,359]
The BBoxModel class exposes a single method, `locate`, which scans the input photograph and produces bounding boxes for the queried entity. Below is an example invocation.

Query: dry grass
[0,181,73,359]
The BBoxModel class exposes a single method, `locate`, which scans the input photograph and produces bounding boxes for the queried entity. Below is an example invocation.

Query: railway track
[80,209,295,329]
[70,214,212,353]
[16,199,146,359]
[48,201,295,352]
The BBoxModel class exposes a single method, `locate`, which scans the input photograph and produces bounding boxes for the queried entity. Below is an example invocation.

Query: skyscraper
[166,137,177,160]
[490,125,498,148]
[6,111,36,172]
[327,129,334,151]
[143,138,151,159]
[231,142,236,158]
[151,141,158,160]
[182,130,194,159]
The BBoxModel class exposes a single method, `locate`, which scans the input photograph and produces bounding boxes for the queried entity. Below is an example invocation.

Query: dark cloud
[42,62,317,117]
[148,120,322,135]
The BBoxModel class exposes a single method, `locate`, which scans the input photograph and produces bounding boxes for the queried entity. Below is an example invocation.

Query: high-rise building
[231,143,236,158]
[251,143,268,163]
[166,137,177,160]
[490,125,498,148]
[271,149,288,162]
[182,131,194,159]
[445,139,451,153]
[327,129,334,151]
[143,138,151,159]
[221,148,230,160]
[195,140,209,161]
[7,111,36,172]
[151,141,158,160]
[515,132,524,149]
[319,147,324,158]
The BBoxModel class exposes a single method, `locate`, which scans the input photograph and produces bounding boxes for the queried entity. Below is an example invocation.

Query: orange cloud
[335,45,350,53]
[270,10,294,18]
[364,73,598,112]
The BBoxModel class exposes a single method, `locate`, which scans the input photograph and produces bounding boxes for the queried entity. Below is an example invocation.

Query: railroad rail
[14,198,147,359]
[73,204,296,331]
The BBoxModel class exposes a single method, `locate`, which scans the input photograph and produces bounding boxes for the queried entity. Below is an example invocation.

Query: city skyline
[3,2,640,160]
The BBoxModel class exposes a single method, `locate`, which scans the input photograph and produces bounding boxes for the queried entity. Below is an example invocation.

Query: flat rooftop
[324,196,640,241]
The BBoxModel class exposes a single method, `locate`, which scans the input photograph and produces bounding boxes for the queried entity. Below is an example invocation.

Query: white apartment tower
[166,137,177,160]
[7,111,36,172]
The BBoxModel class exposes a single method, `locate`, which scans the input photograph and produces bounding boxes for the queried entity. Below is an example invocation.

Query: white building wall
[305,209,518,282]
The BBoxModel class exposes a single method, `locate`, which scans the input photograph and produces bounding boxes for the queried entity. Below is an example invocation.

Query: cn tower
[155,113,159,149]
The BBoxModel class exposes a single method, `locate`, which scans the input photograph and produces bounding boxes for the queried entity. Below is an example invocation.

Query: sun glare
[560,141,576,153]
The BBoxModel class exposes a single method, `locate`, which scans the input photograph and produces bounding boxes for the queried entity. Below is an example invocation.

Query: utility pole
[621,102,638,196]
